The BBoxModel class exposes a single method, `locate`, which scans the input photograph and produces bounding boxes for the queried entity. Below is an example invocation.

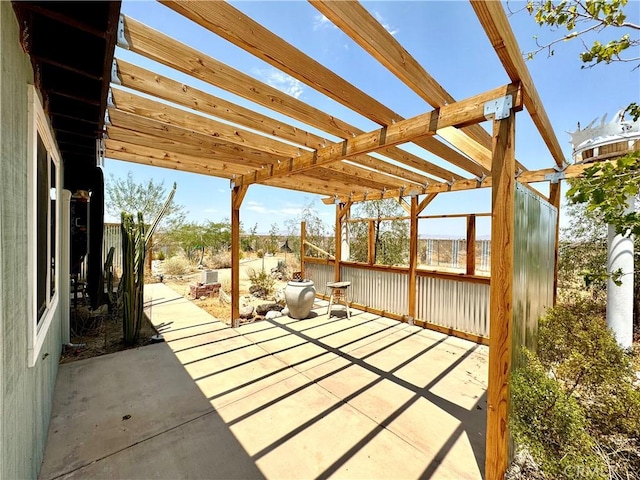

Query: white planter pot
[284,280,316,319]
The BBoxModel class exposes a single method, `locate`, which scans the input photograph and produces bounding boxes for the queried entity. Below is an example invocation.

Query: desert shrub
[511,300,640,479]
[511,350,604,479]
[156,249,166,261]
[539,299,640,437]
[257,248,265,259]
[162,256,190,275]
[209,251,232,269]
[246,267,275,298]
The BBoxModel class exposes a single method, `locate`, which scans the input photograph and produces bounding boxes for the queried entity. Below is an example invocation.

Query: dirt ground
[59,254,298,364]
[60,304,157,364]
[161,254,296,323]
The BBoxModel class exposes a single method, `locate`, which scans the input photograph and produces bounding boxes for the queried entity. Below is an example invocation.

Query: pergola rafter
[160,1,492,178]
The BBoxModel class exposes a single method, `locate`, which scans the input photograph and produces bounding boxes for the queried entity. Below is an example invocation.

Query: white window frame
[27,85,61,367]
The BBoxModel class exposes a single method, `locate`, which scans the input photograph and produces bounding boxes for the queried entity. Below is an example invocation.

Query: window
[28,85,60,366]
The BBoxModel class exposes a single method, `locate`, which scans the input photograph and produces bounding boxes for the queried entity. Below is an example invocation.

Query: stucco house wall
[1,3,63,478]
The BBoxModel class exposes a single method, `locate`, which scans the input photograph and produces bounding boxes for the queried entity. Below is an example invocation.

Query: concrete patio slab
[38,343,224,480]
[39,283,488,479]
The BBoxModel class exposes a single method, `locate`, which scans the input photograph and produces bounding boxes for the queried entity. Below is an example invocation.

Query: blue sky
[104,0,640,237]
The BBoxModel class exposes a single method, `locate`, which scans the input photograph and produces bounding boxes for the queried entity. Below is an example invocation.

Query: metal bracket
[515,168,523,179]
[96,138,105,168]
[106,88,115,108]
[475,172,487,186]
[230,176,236,190]
[117,14,130,50]
[398,187,405,198]
[484,94,513,121]
[333,194,340,205]
[110,59,121,86]
[446,177,455,191]
[544,163,569,184]
[104,110,111,126]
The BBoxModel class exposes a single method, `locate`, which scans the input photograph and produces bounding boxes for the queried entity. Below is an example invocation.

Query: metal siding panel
[513,183,557,366]
[415,274,490,337]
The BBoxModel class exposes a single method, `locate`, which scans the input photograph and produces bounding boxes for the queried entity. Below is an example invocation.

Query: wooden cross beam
[235,82,523,187]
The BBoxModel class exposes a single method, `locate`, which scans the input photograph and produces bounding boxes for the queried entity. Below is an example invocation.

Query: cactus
[120,184,176,345]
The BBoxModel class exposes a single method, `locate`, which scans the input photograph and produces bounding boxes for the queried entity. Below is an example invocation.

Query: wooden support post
[486,113,515,480]
[231,185,248,324]
[466,215,476,275]
[408,196,419,319]
[333,202,350,281]
[300,221,306,279]
[368,220,375,265]
[549,183,561,305]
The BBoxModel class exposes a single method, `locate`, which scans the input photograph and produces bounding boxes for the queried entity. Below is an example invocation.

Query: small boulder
[265,310,282,319]
[256,303,284,315]
[281,307,290,317]
[239,305,255,319]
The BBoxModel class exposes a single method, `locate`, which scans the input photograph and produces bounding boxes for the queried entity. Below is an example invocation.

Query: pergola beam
[323,161,597,204]
[157,3,484,178]
[108,109,290,165]
[310,0,527,173]
[115,59,440,188]
[237,82,523,187]
[104,139,362,197]
[110,88,307,158]
[110,90,417,191]
[470,0,566,167]
[120,16,462,182]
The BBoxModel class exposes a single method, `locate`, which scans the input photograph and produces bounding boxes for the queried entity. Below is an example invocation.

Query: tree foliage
[567,151,640,236]
[168,220,231,264]
[524,0,640,65]
[105,171,186,230]
[522,0,639,119]
[284,200,333,258]
[350,199,409,266]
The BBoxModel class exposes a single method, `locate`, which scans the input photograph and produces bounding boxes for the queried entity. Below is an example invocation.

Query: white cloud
[373,11,399,36]
[255,68,304,99]
[313,14,336,31]
[245,203,303,217]
[280,207,303,216]
[247,204,267,213]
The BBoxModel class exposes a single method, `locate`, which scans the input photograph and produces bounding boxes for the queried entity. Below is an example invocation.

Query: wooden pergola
[103,2,591,478]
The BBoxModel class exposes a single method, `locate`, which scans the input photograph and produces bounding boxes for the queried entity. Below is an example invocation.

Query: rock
[199,296,207,301]
[265,310,282,319]
[239,305,255,319]
[256,303,284,315]
[281,307,289,316]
